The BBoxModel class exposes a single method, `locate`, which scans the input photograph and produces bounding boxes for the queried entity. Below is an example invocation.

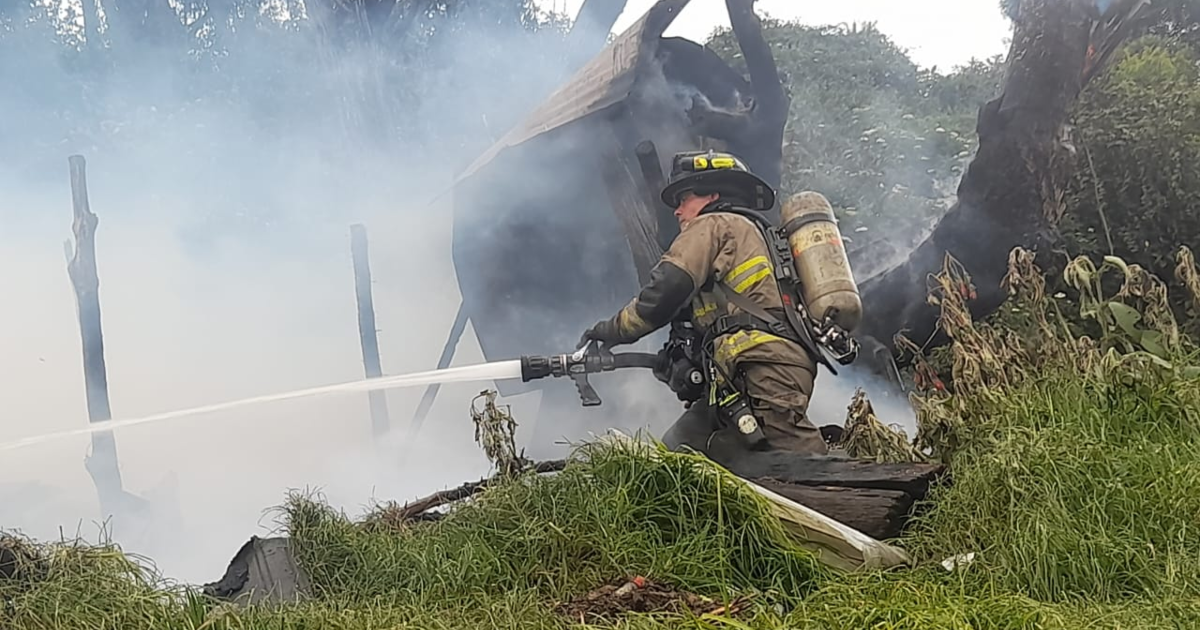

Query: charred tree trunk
[66,156,151,522]
[720,0,789,191]
[856,0,1149,353]
[79,0,101,50]
[682,0,789,219]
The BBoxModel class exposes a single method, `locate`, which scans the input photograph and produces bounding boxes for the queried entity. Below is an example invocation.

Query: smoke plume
[0,0,606,584]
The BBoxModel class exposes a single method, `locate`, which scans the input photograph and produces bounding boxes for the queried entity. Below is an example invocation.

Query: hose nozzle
[520,343,616,406]
[520,344,661,408]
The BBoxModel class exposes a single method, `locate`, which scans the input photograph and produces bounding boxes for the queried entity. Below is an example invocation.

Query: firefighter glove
[579,318,633,349]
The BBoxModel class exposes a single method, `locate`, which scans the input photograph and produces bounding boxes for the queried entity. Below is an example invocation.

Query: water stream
[0,360,524,453]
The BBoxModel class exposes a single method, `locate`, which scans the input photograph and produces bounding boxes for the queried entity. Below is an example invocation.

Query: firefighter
[578,150,829,457]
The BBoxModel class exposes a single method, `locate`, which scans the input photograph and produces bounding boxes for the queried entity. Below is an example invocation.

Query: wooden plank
[65,154,125,518]
[633,140,678,251]
[722,451,946,499]
[600,431,912,572]
[741,476,911,571]
[752,480,915,540]
[350,224,390,438]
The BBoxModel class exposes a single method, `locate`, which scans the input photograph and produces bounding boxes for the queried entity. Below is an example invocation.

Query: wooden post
[66,154,125,517]
[634,140,677,252]
[350,224,390,437]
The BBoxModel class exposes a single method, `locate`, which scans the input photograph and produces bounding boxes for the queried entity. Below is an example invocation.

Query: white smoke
[0,0,606,585]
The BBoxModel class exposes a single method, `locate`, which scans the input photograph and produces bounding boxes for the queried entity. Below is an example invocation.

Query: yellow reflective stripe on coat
[693,293,719,320]
[713,330,784,365]
[725,256,768,283]
[723,255,772,294]
[732,268,772,294]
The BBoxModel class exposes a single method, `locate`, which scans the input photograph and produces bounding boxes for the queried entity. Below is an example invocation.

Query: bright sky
[540,0,1013,71]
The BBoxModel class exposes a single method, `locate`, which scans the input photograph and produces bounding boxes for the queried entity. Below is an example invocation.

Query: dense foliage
[706,4,1200,295]
[0,0,571,169]
[1061,39,1200,314]
[707,21,1004,265]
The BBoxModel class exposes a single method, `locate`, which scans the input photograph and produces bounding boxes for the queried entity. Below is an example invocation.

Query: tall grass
[5,248,1200,628]
[898,249,1200,602]
[285,442,829,607]
[906,361,1200,601]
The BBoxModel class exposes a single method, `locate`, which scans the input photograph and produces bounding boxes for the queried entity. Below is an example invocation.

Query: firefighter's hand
[579,319,628,349]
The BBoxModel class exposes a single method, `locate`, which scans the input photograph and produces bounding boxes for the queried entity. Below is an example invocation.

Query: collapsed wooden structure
[448,0,785,393]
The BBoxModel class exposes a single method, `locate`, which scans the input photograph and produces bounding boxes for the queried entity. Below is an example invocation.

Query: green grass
[905,358,1200,602]
[7,270,1200,627]
[284,442,828,609]
[7,375,1200,629]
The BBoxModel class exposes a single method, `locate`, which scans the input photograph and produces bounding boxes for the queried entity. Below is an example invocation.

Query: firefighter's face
[675,191,718,225]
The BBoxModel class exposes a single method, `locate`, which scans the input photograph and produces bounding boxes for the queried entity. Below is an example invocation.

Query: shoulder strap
[713,281,782,329]
[714,281,837,375]
[703,207,840,374]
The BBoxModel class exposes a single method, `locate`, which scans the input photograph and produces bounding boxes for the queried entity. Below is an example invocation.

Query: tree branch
[724,0,789,124]
[390,460,567,521]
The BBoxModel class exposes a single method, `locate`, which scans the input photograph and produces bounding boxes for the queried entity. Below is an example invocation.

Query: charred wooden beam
[634,140,678,251]
[752,481,916,540]
[388,460,568,521]
[598,131,667,284]
[721,451,946,499]
[724,451,946,540]
[409,305,470,438]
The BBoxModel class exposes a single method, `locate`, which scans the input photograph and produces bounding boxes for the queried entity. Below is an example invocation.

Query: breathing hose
[612,353,660,370]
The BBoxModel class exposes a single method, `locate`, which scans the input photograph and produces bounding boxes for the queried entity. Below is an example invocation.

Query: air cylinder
[780,191,862,333]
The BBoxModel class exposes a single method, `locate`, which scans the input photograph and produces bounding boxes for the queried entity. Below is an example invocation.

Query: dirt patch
[555,577,746,623]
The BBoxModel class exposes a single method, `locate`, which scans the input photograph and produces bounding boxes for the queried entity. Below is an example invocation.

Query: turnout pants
[660,359,828,460]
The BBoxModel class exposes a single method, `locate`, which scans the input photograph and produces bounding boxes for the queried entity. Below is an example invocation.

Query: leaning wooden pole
[408,304,470,438]
[350,224,391,438]
[66,154,125,517]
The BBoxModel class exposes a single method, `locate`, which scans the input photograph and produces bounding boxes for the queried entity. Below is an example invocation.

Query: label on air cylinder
[791,226,845,256]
